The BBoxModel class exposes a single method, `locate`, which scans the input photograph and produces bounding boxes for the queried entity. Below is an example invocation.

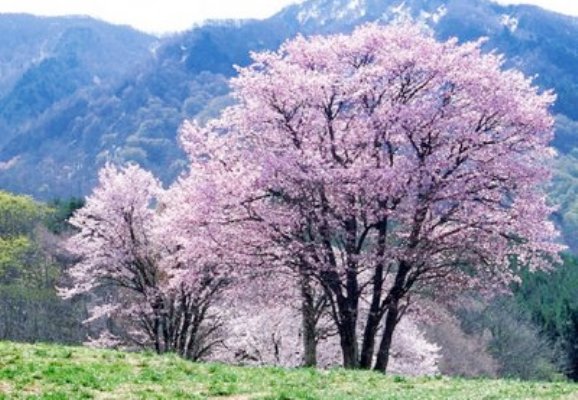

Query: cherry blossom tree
[179,22,562,371]
[60,164,229,360]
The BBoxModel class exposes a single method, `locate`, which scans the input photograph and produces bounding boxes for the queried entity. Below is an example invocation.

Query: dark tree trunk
[359,299,382,369]
[339,303,359,369]
[340,331,358,368]
[373,258,412,372]
[373,299,399,372]
[360,222,387,369]
[300,272,318,367]
[153,316,162,354]
[302,324,317,367]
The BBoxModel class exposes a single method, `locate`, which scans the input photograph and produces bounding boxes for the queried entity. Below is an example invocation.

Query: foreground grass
[0,342,576,399]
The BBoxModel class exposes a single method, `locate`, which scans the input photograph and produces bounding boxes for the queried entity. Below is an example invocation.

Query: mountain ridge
[0,0,577,201]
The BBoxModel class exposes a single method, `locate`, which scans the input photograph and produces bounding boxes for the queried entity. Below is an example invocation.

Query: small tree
[61,164,228,359]
[179,22,562,371]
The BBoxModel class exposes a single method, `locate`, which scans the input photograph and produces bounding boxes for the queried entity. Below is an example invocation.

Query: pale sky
[0,0,576,35]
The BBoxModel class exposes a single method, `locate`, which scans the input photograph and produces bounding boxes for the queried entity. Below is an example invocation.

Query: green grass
[0,341,576,399]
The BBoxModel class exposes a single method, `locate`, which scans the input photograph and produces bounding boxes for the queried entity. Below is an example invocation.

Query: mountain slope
[0,14,155,92]
[0,14,156,148]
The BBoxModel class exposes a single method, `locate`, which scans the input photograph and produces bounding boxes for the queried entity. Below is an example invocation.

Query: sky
[0,0,577,35]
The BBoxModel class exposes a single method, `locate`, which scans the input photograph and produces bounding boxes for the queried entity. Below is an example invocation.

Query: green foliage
[46,197,85,234]
[0,191,48,237]
[514,254,578,380]
[0,191,52,287]
[0,190,87,344]
[0,341,576,399]
[0,236,32,284]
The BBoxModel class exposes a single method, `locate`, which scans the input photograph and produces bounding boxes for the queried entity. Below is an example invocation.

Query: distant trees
[515,255,578,379]
[0,191,85,343]
[455,297,561,380]
[0,190,55,289]
[46,197,85,234]
[63,23,561,374]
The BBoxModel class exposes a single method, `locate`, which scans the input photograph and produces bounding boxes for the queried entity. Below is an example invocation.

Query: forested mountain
[0,15,155,146]
[0,14,155,93]
[1,0,578,245]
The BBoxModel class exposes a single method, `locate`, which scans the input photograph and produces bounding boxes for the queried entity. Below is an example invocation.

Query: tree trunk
[360,222,387,369]
[340,331,358,368]
[153,316,162,354]
[373,299,399,372]
[339,304,359,368]
[302,326,317,367]
[373,256,414,372]
[300,273,318,367]
[359,307,382,369]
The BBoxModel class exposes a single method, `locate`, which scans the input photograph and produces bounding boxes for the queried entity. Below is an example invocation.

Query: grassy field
[0,341,576,399]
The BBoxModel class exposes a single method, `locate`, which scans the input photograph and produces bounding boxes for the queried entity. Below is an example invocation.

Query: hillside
[0,341,576,399]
